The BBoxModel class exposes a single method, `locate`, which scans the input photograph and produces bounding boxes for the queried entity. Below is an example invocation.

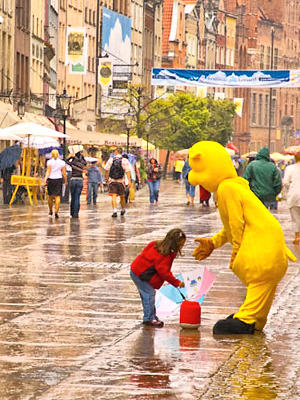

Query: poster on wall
[233,98,244,117]
[65,27,88,74]
[100,8,131,118]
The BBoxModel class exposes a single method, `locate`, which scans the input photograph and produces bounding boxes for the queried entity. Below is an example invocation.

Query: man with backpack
[104,147,132,217]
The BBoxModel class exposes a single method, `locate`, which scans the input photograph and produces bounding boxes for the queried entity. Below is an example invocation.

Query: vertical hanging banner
[99,8,131,118]
[65,27,87,75]
[233,98,244,117]
[98,59,113,89]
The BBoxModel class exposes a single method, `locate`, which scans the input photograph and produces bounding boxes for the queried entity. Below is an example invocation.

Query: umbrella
[20,135,60,150]
[85,156,99,163]
[241,151,257,159]
[155,267,215,319]
[0,130,22,141]
[0,144,22,170]
[283,145,300,155]
[176,148,189,156]
[226,143,239,153]
[225,148,235,155]
[270,152,293,162]
[0,122,69,139]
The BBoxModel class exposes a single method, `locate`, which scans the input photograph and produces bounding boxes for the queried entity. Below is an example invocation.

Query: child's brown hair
[155,228,186,256]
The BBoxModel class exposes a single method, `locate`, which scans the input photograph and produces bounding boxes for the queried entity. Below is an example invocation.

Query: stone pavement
[0,181,299,399]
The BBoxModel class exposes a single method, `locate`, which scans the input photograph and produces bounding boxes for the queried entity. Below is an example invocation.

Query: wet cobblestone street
[0,180,299,399]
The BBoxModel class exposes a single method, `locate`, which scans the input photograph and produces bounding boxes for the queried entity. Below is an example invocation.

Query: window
[252,93,257,124]
[274,48,278,69]
[271,98,276,126]
[264,94,269,126]
[257,141,262,151]
[258,94,263,125]
[266,46,271,69]
[260,45,264,69]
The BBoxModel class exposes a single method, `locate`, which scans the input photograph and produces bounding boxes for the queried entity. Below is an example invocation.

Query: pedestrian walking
[182,159,195,205]
[174,158,185,183]
[66,146,87,218]
[86,161,102,205]
[243,147,282,208]
[130,228,186,327]
[199,185,211,207]
[1,165,15,204]
[146,157,162,204]
[44,149,68,218]
[122,154,136,203]
[188,141,296,334]
[282,153,300,244]
[104,147,131,217]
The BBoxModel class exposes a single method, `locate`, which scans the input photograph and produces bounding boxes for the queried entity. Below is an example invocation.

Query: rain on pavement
[0,180,299,399]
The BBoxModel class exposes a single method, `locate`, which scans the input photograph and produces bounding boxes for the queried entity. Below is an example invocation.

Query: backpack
[109,158,125,179]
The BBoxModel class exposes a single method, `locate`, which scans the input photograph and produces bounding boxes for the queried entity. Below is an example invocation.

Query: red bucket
[180,300,201,329]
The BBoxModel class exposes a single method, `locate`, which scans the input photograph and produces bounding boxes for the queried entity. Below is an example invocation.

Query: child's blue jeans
[130,270,156,322]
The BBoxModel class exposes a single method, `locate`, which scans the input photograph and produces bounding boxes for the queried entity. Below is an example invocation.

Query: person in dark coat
[1,165,15,204]
[243,147,282,208]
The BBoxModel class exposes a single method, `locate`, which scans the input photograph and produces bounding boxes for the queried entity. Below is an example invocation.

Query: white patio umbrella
[20,135,60,149]
[0,130,22,141]
[0,122,69,139]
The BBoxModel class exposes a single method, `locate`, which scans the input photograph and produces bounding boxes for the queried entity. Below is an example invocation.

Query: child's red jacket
[131,241,182,289]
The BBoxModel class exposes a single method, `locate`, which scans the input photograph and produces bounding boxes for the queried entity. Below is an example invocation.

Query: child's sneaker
[143,320,164,327]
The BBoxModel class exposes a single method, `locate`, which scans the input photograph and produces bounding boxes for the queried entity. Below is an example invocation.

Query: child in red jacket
[130,228,186,327]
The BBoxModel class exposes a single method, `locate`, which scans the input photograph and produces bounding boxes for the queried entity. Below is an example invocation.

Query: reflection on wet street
[0,180,299,399]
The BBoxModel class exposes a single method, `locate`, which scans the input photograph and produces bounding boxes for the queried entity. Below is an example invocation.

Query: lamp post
[145,120,151,160]
[124,110,133,154]
[268,27,274,150]
[17,98,25,119]
[56,89,71,159]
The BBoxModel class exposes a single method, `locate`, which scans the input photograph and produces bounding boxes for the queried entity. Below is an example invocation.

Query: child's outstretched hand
[178,281,185,288]
[193,237,214,260]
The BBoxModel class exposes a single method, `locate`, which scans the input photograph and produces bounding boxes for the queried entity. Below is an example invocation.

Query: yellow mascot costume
[189,141,296,334]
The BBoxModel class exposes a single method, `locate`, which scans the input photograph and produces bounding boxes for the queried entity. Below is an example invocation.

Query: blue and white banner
[152,68,300,88]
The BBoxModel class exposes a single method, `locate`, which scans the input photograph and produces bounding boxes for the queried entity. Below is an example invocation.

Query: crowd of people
[1,140,300,336]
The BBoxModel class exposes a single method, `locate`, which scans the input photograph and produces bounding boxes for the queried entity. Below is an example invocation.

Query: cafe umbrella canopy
[0,122,69,206]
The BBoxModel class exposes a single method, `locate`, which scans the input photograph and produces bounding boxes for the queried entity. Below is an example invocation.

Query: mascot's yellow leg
[234,281,278,331]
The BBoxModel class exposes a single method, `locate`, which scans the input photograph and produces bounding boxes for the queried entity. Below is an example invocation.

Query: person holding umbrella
[44,149,68,218]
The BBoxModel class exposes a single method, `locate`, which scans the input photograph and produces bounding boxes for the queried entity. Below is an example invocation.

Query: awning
[66,128,143,147]
[0,109,56,129]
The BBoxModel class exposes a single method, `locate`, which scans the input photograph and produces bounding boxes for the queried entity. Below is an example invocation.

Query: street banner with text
[152,68,300,88]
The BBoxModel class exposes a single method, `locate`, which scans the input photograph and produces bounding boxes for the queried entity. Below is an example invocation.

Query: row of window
[251,92,276,127]
[259,46,278,70]
[250,141,275,153]
[84,7,96,26]
[32,44,43,60]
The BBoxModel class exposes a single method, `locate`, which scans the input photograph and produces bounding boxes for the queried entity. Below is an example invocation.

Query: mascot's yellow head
[188,141,237,192]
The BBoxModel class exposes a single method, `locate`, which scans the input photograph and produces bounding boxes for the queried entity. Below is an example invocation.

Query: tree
[147,92,236,175]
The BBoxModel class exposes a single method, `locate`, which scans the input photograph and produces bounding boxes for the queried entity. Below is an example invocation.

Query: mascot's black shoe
[213,315,255,334]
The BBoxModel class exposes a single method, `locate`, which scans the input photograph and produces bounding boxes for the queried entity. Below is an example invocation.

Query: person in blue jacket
[86,161,103,205]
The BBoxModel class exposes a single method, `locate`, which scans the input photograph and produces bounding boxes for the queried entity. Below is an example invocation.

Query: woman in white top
[44,149,68,218]
[283,153,300,244]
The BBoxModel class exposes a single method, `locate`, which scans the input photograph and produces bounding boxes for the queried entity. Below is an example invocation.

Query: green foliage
[148,92,236,151]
